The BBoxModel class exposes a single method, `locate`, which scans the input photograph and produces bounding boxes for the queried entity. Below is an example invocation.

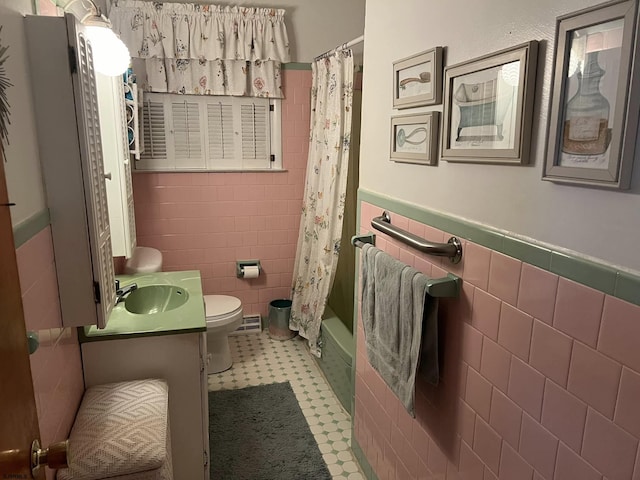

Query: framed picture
[390,112,439,165]
[393,47,443,108]
[543,0,639,189]
[441,41,538,164]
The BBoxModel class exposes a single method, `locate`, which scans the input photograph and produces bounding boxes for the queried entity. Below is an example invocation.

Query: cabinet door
[82,334,209,479]
[97,74,137,258]
[25,14,115,328]
[68,18,115,327]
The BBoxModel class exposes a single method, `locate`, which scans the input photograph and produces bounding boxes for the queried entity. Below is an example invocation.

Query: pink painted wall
[16,226,84,479]
[133,69,312,318]
[355,201,640,480]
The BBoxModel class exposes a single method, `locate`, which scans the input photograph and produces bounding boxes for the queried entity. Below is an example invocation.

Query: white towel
[361,243,439,416]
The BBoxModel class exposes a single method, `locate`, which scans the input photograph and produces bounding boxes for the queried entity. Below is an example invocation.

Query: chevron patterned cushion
[58,379,171,480]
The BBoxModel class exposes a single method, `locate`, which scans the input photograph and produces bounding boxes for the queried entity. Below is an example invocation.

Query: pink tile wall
[16,226,84,479]
[133,69,312,318]
[355,201,640,480]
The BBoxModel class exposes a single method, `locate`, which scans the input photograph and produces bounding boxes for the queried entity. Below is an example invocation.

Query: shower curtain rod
[314,34,364,61]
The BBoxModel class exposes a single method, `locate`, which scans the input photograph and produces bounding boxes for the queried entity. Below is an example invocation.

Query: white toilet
[204,295,243,374]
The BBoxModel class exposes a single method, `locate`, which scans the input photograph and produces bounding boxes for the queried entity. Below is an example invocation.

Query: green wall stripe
[615,272,640,306]
[358,188,640,307]
[465,227,505,252]
[13,209,51,248]
[503,236,552,271]
[282,62,312,70]
[550,252,617,295]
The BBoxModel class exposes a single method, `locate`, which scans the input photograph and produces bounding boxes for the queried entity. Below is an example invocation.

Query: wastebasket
[268,299,295,340]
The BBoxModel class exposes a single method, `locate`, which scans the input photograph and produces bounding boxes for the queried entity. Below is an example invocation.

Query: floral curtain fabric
[145,58,281,97]
[109,1,290,97]
[290,50,354,356]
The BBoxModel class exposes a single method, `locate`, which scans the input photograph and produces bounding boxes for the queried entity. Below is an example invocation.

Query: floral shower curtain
[109,1,290,97]
[290,50,354,356]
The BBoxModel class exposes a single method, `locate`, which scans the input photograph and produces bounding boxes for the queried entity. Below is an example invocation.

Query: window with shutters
[136,93,282,171]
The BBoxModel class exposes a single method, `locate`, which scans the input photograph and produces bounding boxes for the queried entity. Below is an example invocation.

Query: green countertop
[81,270,206,342]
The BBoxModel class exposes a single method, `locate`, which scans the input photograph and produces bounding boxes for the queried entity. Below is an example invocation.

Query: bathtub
[316,305,355,414]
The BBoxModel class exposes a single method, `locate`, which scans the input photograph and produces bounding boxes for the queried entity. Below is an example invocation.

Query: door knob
[0,439,68,478]
[32,439,68,475]
[31,440,69,477]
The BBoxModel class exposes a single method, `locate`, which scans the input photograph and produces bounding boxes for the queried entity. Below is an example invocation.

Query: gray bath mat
[208,382,332,480]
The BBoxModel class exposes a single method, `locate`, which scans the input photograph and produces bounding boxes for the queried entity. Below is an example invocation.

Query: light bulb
[85,26,130,76]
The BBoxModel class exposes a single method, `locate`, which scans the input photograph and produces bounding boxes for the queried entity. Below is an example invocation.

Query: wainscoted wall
[16,226,84,478]
[354,200,640,480]
[133,68,312,318]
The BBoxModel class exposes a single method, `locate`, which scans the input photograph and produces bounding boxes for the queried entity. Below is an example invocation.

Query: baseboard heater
[230,315,262,335]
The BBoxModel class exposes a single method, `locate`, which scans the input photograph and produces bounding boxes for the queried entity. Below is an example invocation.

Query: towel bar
[371,211,462,263]
[351,234,460,298]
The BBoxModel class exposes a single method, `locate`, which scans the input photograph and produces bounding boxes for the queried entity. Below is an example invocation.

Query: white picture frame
[393,47,443,109]
[390,112,439,165]
[543,0,639,189]
[441,41,538,164]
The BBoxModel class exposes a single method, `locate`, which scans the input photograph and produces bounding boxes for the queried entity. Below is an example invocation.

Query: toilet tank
[125,246,163,274]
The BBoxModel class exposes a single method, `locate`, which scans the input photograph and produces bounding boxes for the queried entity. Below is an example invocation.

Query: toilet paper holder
[236,260,262,278]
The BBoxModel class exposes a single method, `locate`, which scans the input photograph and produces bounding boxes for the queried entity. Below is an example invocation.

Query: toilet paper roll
[242,265,260,279]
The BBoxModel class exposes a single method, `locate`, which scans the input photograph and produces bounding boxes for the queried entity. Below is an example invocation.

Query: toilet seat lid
[204,295,242,318]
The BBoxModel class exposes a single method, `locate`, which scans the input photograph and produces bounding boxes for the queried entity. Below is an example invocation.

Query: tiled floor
[208,331,364,480]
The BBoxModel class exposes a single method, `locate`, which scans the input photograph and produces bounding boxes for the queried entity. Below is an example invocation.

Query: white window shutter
[139,95,170,169]
[207,101,236,168]
[240,101,270,168]
[134,93,279,171]
[171,99,205,169]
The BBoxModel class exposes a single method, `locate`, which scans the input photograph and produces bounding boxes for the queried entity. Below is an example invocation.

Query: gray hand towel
[361,243,439,416]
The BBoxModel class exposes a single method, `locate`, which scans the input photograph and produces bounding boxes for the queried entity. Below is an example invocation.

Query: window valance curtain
[109,1,290,98]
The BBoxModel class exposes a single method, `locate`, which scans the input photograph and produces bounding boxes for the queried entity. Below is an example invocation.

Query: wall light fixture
[56,0,130,76]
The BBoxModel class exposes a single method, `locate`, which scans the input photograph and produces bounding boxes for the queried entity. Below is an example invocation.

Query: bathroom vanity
[79,271,209,480]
